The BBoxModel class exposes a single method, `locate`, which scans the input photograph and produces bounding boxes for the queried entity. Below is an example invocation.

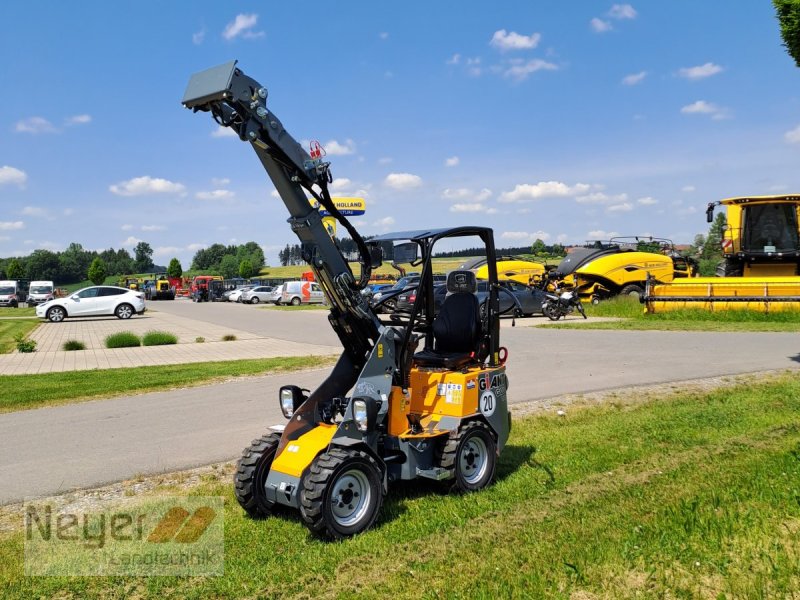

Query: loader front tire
[437,421,497,493]
[300,448,383,539]
[234,432,281,518]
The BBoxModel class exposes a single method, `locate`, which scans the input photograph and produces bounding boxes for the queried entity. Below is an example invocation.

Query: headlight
[280,388,295,418]
[353,399,368,431]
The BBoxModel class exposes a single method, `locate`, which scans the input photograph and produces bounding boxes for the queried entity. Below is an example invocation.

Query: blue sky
[2,1,799,267]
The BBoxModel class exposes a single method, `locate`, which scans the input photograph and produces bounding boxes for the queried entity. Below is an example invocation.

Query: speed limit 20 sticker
[480,391,496,417]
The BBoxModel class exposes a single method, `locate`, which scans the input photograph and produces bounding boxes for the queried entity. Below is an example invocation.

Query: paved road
[2,326,798,504]
[151,298,340,346]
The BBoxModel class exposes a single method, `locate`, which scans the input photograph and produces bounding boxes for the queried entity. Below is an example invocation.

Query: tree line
[0,241,158,285]
[190,241,266,279]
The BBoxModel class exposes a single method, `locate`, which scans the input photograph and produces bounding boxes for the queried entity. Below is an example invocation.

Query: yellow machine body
[474,258,546,286]
[646,195,800,313]
[572,251,692,300]
[269,365,504,479]
[646,276,800,313]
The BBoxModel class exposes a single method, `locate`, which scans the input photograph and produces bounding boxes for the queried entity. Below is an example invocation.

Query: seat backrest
[432,271,481,354]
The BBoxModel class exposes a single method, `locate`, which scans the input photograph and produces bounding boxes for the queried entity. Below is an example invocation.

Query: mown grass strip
[0,307,36,317]
[550,296,800,331]
[0,320,39,354]
[1,372,798,598]
[0,355,336,413]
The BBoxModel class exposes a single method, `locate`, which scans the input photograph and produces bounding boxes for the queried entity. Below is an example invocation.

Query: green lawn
[261,303,329,311]
[0,320,39,354]
[548,296,800,332]
[0,307,36,317]
[1,372,798,598]
[0,356,336,413]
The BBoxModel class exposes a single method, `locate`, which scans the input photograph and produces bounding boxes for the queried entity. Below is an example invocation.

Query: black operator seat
[413,270,482,369]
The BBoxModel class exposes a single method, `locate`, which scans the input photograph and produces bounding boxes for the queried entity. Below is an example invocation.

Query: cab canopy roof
[370,226,493,243]
[721,195,800,205]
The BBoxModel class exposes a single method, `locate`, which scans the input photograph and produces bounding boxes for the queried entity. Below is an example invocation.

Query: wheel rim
[459,435,489,485]
[118,305,132,319]
[50,308,64,322]
[330,468,371,527]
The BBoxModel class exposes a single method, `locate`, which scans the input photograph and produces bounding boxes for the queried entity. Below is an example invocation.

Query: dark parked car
[397,279,545,317]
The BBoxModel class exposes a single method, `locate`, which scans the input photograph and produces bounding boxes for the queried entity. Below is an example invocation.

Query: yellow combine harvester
[552,238,695,303]
[645,195,800,313]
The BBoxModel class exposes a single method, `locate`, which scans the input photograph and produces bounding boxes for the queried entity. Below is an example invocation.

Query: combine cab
[553,238,694,303]
[645,195,800,313]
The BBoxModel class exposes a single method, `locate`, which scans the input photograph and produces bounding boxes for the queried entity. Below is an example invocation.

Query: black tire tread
[436,420,497,492]
[299,447,382,539]
[234,432,281,518]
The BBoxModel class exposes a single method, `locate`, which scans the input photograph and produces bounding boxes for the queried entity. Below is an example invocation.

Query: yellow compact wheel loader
[183,62,512,539]
[644,195,800,313]
[551,237,695,303]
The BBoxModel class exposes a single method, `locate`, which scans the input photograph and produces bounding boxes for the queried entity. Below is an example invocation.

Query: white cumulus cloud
[331,178,352,191]
[637,196,658,205]
[607,202,633,212]
[446,54,461,65]
[501,230,551,242]
[195,189,235,201]
[65,114,91,126]
[192,28,206,45]
[110,176,186,196]
[211,177,231,186]
[21,206,49,218]
[222,13,264,40]
[211,126,237,138]
[784,124,800,144]
[445,156,460,167]
[499,181,591,203]
[385,173,422,190]
[590,18,612,33]
[0,166,28,187]
[442,188,471,200]
[622,71,647,85]
[373,216,395,227]
[503,58,558,81]
[490,30,541,51]
[121,236,142,247]
[15,117,57,134]
[450,203,487,213]
[576,192,629,205]
[141,225,167,232]
[680,100,730,120]
[0,221,24,231]
[588,230,619,239]
[324,139,356,155]
[678,62,723,80]
[609,4,637,19]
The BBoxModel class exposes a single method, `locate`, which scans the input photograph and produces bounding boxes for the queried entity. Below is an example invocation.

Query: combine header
[645,195,800,313]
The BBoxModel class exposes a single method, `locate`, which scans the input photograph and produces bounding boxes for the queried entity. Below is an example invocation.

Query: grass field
[0,356,336,413]
[0,320,39,354]
[548,296,800,332]
[1,372,798,598]
[0,307,36,317]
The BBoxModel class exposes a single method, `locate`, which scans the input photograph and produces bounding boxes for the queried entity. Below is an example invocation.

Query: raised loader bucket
[644,275,800,314]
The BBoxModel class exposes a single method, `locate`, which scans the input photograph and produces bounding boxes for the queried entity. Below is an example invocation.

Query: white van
[0,280,27,308]
[280,281,325,306]
[27,280,55,306]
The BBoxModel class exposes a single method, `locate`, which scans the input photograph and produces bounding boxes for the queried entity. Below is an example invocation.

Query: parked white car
[266,285,284,304]
[280,281,325,306]
[241,285,275,304]
[227,286,253,303]
[36,286,146,322]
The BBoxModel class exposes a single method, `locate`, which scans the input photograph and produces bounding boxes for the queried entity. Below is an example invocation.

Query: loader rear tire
[620,284,644,300]
[299,448,383,539]
[234,432,281,518]
[437,420,497,493]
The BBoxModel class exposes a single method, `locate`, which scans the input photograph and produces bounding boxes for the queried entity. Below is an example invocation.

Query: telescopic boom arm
[182,61,381,362]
